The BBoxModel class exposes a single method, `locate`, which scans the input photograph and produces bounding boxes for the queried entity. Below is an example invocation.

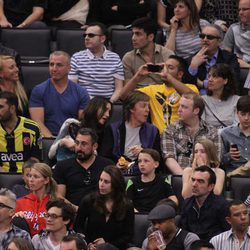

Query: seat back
[108,102,123,124]
[0,173,23,189]
[0,28,51,62]
[229,176,250,201]
[171,175,184,208]
[22,64,50,96]
[56,29,85,56]
[111,29,165,59]
[42,138,56,167]
[132,213,150,247]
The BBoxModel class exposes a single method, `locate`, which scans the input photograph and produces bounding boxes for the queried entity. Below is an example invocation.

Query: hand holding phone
[230,144,240,160]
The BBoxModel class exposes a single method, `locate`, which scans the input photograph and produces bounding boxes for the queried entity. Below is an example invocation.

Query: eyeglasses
[83,170,91,185]
[185,141,193,157]
[238,7,250,11]
[83,33,103,38]
[44,213,63,219]
[199,33,220,40]
[0,202,14,209]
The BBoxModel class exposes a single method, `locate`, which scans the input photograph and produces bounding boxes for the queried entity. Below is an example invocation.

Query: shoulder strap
[203,99,227,127]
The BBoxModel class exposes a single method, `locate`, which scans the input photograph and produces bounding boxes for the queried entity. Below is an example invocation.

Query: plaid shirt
[161,120,222,169]
[0,224,31,250]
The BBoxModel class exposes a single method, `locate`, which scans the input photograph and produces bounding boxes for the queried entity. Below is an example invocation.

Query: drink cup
[150,230,166,250]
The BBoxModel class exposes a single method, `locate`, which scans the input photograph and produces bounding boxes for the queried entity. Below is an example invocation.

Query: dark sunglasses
[185,141,193,157]
[44,213,63,219]
[83,33,103,38]
[83,170,91,185]
[0,202,14,209]
[199,33,220,40]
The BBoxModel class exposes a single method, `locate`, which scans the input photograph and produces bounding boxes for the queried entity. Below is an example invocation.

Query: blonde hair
[0,55,28,113]
[31,163,57,199]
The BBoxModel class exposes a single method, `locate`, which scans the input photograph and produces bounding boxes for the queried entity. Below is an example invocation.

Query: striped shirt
[210,228,250,250]
[244,69,250,89]
[174,19,209,59]
[69,48,124,97]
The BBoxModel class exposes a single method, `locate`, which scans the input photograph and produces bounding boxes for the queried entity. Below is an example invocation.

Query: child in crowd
[12,159,38,198]
[126,149,178,213]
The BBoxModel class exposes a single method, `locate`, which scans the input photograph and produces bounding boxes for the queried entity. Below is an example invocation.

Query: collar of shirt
[135,43,161,56]
[227,227,250,240]
[86,46,108,59]
[206,50,219,67]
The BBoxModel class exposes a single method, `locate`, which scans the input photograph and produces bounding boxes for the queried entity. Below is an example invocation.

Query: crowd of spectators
[0,0,250,249]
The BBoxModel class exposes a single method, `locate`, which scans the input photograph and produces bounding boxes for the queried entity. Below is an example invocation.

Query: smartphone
[231,144,239,150]
[147,64,162,73]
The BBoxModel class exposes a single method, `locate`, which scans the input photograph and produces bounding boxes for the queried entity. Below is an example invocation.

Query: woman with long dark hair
[74,165,134,250]
[49,96,112,161]
[202,64,239,128]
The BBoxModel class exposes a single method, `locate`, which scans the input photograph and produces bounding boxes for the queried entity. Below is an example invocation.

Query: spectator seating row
[0,28,165,62]
[1,173,249,204]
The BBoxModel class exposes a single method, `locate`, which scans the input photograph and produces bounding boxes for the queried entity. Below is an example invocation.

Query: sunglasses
[44,213,63,219]
[0,202,14,209]
[238,7,250,11]
[83,170,91,185]
[83,33,103,38]
[199,33,220,40]
[185,141,193,157]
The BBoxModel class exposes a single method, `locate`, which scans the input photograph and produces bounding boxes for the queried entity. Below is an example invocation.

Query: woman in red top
[15,163,57,236]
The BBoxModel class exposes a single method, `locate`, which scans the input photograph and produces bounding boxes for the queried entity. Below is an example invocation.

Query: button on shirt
[210,227,250,250]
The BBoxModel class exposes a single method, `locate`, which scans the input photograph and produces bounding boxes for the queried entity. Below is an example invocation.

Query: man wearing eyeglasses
[69,22,124,103]
[187,24,240,94]
[0,188,31,249]
[32,199,87,250]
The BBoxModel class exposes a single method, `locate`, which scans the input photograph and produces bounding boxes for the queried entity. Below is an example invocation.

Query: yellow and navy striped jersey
[0,116,42,173]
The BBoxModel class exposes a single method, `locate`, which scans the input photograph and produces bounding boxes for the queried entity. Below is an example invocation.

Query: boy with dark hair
[221,95,250,175]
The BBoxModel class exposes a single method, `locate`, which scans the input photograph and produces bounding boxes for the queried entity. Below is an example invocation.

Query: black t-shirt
[53,156,114,206]
[126,174,174,213]
[3,0,47,26]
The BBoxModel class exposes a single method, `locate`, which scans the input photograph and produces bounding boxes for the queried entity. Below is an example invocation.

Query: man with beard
[53,128,113,208]
[0,91,41,173]
[210,200,250,250]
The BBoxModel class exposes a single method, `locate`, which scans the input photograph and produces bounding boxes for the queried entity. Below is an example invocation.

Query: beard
[76,151,93,162]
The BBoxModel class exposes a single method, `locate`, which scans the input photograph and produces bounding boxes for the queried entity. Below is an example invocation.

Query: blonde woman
[182,139,225,199]
[15,163,57,236]
[0,55,28,116]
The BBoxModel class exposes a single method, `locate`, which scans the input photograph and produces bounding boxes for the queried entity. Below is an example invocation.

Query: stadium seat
[56,29,85,56]
[132,213,150,247]
[108,102,123,124]
[110,29,165,59]
[22,64,50,96]
[171,175,184,208]
[0,173,23,189]
[42,137,56,167]
[0,28,51,63]
[229,176,250,201]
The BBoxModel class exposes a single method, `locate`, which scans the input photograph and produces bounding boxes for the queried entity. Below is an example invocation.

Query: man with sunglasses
[0,188,31,249]
[69,22,124,103]
[187,24,240,94]
[32,199,87,250]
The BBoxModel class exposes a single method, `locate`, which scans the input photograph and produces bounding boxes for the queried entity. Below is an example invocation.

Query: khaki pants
[227,161,250,177]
